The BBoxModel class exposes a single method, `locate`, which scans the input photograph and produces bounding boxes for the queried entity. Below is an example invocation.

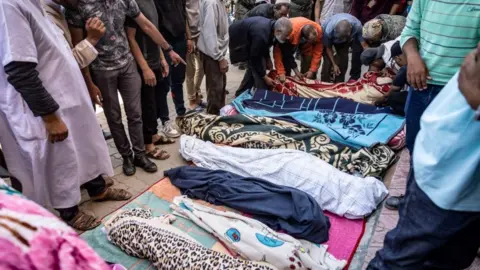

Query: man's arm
[400,0,430,90]
[133,14,186,65]
[126,26,156,87]
[309,27,324,74]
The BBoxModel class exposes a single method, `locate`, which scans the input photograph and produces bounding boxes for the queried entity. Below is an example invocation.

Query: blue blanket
[232,90,405,149]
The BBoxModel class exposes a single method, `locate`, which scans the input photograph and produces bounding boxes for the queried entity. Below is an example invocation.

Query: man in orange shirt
[274,17,323,81]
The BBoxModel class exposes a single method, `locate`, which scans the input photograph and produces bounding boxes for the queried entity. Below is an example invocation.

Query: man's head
[273,17,293,44]
[390,41,406,67]
[362,19,383,43]
[273,1,290,19]
[335,20,352,43]
[301,25,318,44]
[52,0,79,10]
[361,46,386,71]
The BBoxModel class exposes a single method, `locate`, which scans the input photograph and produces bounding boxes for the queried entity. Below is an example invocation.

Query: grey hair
[335,20,352,38]
[274,17,293,35]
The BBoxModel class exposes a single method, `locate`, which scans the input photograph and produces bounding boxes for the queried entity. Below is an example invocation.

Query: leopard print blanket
[104,208,277,270]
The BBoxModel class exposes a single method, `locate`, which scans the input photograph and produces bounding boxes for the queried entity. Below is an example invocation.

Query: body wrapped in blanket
[176,112,396,177]
[270,71,394,105]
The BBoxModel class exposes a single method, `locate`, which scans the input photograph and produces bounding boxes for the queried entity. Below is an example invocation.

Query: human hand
[332,65,341,76]
[407,52,432,90]
[219,58,229,73]
[304,71,315,79]
[161,59,169,78]
[42,114,69,143]
[85,17,105,46]
[278,74,286,83]
[458,44,480,110]
[293,69,304,80]
[88,83,103,106]
[143,67,157,86]
[187,39,194,54]
[169,50,187,66]
[264,76,275,87]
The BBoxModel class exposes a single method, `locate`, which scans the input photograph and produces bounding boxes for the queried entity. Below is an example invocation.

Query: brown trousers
[201,52,227,115]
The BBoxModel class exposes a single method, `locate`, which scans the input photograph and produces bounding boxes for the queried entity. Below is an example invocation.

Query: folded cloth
[180,135,388,219]
[171,196,347,270]
[165,166,331,243]
[104,208,276,270]
[176,112,396,177]
[233,89,405,149]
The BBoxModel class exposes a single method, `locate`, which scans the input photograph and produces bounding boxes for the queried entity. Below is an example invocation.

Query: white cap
[275,0,290,5]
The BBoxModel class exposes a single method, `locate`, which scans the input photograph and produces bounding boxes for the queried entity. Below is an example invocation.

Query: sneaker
[162,120,180,138]
[385,195,404,211]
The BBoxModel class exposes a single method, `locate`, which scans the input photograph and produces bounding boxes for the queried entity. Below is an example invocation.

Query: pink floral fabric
[0,180,109,270]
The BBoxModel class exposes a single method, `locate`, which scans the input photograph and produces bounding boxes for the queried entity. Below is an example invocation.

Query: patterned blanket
[233,90,405,149]
[271,71,393,105]
[176,112,396,177]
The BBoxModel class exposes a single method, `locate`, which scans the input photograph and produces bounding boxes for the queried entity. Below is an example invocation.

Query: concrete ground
[81,63,480,269]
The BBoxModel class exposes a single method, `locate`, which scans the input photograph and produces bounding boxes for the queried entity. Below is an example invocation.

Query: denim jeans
[156,36,187,125]
[404,85,443,154]
[367,174,480,270]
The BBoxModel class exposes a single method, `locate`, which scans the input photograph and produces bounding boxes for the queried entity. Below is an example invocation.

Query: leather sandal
[91,188,132,202]
[67,211,101,231]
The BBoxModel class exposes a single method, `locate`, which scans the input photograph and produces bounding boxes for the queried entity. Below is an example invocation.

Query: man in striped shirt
[385,0,480,211]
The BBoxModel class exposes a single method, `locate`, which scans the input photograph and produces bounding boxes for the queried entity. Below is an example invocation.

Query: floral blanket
[176,112,396,177]
[233,90,405,149]
[271,71,393,105]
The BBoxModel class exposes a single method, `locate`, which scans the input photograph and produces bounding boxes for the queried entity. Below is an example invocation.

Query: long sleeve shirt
[186,0,201,39]
[44,2,98,69]
[274,17,324,75]
[322,13,364,48]
[400,0,480,86]
[197,0,230,61]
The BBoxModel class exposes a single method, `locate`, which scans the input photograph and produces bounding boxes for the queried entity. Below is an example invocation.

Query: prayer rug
[233,90,405,149]
[81,177,366,269]
[176,111,396,177]
[271,71,393,105]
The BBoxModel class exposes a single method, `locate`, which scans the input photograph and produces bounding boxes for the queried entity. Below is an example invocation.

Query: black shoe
[103,130,113,140]
[122,156,136,176]
[133,155,157,173]
[385,195,404,210]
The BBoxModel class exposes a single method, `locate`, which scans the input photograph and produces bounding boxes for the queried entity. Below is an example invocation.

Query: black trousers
[321,40,363,82]
[236,60,268,97]
[56,175,106,221]
[140,67,164,144]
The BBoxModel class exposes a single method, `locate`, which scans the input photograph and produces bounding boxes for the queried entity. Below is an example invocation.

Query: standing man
[154,0,189,138]
[367,45,480,270]
[290,0,314,19]
[385,0,480,210]
[274,17,323,81]
[185,0,205,111]
[0,0,131,231]
[230,17,293,96]
[350,0,403,24]
[321,13,368,82]
[66,0,185,176]
[126,0,172,161]
[314,0,344,24]
[197,0,230,115]
[245,0,290,19]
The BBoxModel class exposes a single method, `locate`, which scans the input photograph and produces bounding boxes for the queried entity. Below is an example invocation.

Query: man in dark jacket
[245,0,290,19]
[230,17,292,96]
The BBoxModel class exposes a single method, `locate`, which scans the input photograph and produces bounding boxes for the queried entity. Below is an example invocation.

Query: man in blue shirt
[367,45,480,269]
[320,13,368,83]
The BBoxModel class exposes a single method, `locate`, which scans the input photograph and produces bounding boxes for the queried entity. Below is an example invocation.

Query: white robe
[0,0,113,209]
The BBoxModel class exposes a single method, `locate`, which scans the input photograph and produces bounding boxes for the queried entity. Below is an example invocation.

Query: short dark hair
[274,3,289,10]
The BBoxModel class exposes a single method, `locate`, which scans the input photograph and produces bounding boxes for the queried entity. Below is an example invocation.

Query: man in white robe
[0,0,130,231]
